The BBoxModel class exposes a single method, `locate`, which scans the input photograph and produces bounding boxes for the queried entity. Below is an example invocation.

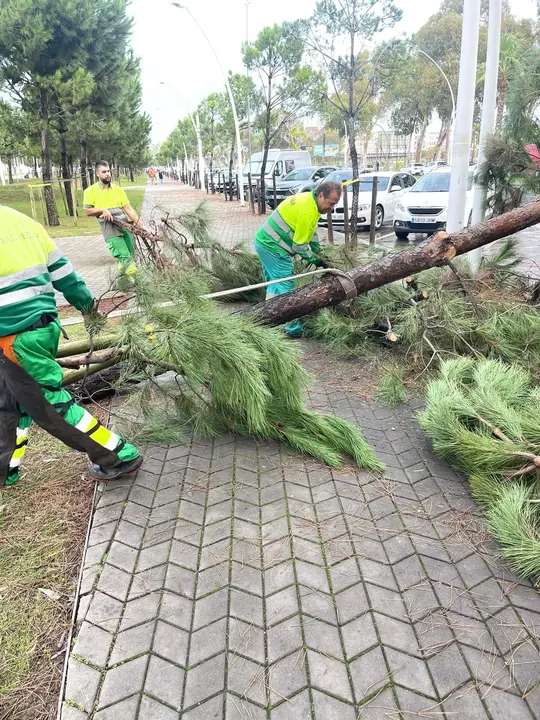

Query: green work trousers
[0,323,139,486]
[106,229,137,277]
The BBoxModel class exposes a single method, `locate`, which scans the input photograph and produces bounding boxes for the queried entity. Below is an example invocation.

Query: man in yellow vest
[0,205,142,486]
[83,161,144,279]
[255,181,341,337]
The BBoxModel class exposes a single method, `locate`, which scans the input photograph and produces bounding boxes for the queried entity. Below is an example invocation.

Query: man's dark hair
[95,160,109,171]
[317,181,342,199]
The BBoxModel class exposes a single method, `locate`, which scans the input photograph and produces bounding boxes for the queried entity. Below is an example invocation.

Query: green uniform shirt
[255,191,322,262]
[83,181,131,239]
[0,206,93,336]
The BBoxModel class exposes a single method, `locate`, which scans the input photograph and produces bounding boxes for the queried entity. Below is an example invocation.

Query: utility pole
[469,0,502,272]
[246,1,252,168]
[446,0,482,234]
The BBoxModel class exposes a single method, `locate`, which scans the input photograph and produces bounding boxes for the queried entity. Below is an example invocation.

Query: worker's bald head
[316,181,341,214]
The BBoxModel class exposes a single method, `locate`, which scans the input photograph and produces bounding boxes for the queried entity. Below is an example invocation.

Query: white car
[423,161,448,174]
[402,163,425,176]
[393,166,475,240]
[320,170,417,229]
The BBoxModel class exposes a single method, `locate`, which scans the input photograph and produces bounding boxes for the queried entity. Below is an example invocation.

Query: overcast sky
[130,0,538,143]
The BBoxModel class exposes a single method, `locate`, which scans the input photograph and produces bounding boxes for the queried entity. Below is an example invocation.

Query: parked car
[423,160,448,174]
[266,166,338,208]
[393,165,475,240]
[319,170,416,229]
[402,163,425,176]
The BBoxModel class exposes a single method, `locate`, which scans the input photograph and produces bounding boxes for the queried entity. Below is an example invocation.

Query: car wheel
[375,205,384,229]
[395,231,409,240]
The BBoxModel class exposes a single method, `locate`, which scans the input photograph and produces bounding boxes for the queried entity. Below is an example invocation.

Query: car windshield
[349,176,390,192]
[243,161,274,176]
[411,171,474,192]
[284,169,313,181]
[324,170,353,184]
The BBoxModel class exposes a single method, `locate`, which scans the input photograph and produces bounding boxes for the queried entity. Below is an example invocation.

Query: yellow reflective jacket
[0,206,93,336]
[255,191,322,261]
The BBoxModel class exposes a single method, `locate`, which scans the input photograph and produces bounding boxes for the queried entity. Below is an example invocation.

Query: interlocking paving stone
[64,658,102,712]
[61,231,540,718]
[97,655,148,709]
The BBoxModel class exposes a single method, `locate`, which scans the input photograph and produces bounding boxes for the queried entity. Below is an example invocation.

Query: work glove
[315,257,330,269]
[83,299,106,337]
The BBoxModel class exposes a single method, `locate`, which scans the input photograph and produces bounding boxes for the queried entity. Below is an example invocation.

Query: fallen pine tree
[240,197,540,326]
[58,267,383,472]
[419,357,540,584]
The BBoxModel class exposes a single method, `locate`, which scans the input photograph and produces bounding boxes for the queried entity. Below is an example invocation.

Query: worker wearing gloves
[83,160,144,280]
[0,206,142,486]
[254,181,341,337]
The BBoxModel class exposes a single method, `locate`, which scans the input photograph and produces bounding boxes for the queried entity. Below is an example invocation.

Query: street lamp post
[470,0,502,272]
[417,49,456,164]
[446,0,482,234]
[172,3,245,206]
[189,112,205,191]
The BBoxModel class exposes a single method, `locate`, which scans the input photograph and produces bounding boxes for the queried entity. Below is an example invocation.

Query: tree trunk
[80,141,88,190]
[407,134,413,164]
[7,156,13,184]
[348,118,360,250]
[129,167,135,182]
[259,78,273,215]
[496,76,507,132]
[415,118,429,163]
[39,89,59,226]
[434,122,448,161]
[59,121,74,216]
[241,199,540,326]
[89,164,95,185]
[33,156,39,178]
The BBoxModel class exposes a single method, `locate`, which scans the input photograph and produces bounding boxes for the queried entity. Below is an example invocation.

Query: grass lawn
[0,175,147,239]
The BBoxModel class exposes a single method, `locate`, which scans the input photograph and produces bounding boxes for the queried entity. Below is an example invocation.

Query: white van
[243,149,312,185]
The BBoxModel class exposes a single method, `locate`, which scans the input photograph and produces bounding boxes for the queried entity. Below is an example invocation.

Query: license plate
[411,217,437,224]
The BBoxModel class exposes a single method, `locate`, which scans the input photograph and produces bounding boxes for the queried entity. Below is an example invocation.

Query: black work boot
[87,455,143,481]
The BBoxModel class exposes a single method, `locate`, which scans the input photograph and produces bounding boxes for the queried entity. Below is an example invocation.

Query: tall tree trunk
[415,118,429,163]
[348,117,360,249]
[88,163,95,185]
[33,156,38,178]
[129,167,135,182]
[259,91,272,215]
[39,89,59,226]
[407,134,413,164]
[434,122,448,161]
[59,119,74,216]
[496,76,507,132]
[80,141,88,190]
[7,156,13,184]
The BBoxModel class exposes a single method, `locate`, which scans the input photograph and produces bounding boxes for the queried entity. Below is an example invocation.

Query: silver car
[266,166,337,208]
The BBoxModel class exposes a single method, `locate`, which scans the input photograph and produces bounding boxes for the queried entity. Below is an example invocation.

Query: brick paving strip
[59,182,540,719]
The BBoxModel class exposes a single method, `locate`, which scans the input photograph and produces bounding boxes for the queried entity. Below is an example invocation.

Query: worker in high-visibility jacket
[0,205,142,486]
[254,181,341,337]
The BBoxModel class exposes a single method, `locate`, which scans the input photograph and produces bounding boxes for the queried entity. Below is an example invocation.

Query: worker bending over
[0,206,142,486]
[84,160,144,279]
[255,181,341,338]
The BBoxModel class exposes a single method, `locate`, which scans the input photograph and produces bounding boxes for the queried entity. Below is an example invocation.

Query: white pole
[245,1,252,190]
[172,3,245,206]
[469,0,502,272]
[176,155,181,181]
[0,158,6,185]
[446,0,482,234]
[189,113,205,190]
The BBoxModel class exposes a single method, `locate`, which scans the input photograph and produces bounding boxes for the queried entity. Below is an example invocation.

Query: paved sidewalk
[60,343,540,720]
